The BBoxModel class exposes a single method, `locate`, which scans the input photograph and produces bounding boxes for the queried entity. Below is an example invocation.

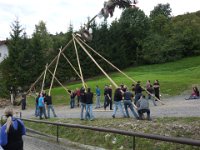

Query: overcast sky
[0,0,199,40]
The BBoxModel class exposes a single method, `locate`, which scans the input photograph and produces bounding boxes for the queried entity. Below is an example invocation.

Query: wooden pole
[47,69,70,95]
[73,34,118,88]
[61,53,82,79]
[73,37,86,89]
[78,37,164,105]
[26,40,72,94]
[49,48,62,96]
[41,64,48,93]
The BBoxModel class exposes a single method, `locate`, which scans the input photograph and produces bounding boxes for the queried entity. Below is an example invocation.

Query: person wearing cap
[0,106,26,150]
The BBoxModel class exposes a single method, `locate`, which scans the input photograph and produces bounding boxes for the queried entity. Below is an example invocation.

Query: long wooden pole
[41,64,48,93]
[78,37,164,105]
[73,37,86,89]
[61,53,82,79]
[49,48,62,96]
[26,39,72,94]
[74,34,118,88]
[47,69,70,95]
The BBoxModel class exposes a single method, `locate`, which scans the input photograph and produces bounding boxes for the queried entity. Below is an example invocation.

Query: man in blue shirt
[95,85,101,108]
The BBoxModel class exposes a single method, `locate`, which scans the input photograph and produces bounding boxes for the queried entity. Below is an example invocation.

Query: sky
[0,0,200,40]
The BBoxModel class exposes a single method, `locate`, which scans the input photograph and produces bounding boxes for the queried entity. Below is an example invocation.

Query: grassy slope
[27,56,200,106]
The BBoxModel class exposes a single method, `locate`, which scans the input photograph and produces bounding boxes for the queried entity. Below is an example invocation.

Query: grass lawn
[27,56,200,107]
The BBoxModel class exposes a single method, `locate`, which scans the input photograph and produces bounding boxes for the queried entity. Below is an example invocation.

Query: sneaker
[112,115,115,118]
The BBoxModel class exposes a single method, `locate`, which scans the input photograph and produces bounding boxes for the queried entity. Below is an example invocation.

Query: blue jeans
[39,106,47,119]
[35,103,39,117]
[112,101,126,117]
[47,104,57,118]
[124,100,139,119]
[70,98,75,108]
[80,103,86,120]
[85,104,94,120]
[96,95,101,108]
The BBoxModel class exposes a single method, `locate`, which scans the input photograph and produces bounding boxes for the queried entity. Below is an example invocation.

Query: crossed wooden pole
[27,34,164,105]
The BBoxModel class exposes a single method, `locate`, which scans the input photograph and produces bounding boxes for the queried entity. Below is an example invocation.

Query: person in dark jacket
[0,107,26,150]
[21,94,26,110]
[80,87,86,120]
[104,85,110,110]
[134,81,143,104]
[45,94,57,118]
[85,88,94,120]
[112,87,126,118]
[153,80,160,100]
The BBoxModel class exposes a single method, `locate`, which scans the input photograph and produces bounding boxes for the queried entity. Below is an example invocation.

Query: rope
[73,34,118,88]
[77,37,164,105]
[73,37,86,89]
[47,69,70,95]
[49,48,62,96]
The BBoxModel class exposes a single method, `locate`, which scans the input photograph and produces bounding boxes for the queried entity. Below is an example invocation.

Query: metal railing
[1,114,200,149]
[20,118,200,149]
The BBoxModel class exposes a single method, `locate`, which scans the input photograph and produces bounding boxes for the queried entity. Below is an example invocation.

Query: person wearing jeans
[95,85,101,108]
[80,87,86,120]
[112,87,126,118]
[123,89,139,119]
[45,94,57,118]
[85,88,94,120]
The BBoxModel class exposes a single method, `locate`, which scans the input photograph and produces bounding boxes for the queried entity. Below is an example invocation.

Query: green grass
[27,56,200,106]
[24,117,200,150]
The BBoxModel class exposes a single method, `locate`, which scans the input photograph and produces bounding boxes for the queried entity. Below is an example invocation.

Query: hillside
[27,56,200,106]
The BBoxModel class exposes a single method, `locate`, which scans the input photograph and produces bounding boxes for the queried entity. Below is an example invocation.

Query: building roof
[0,40,8,46]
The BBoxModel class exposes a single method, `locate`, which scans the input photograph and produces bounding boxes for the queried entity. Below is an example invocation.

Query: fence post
[57,125,59,142]
[133,136,136,150]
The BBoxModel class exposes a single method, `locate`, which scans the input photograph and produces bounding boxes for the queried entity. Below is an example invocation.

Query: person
[104,85,110,110]
[85,88,94,120]
[21,94,26,110]
[0,106,26,150]
[95,85,101,108]
[153,80,160,100]
[69,90,76,109]
[185,86,200,100]
[80,87,86,120]
[123,88,139,119]
[38,93,47,119]
[108,85,113,110]
[136,95,151,120]
[112,87,126,118]
[45,94,57,118]
[35,93,40,117]
[146,80,157,106]
[76,88,81,107]
[134,81,143,104]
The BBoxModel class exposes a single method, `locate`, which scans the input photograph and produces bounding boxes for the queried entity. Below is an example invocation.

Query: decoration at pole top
[76,0,139,42]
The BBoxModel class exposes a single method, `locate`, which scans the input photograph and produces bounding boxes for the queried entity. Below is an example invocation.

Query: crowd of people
[64,80,161,121]
[35,92,57,119]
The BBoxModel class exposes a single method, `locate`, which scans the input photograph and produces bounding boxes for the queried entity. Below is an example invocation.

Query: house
[0,40,9,63]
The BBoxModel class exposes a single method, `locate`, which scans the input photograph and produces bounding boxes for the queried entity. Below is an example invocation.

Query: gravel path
[0,95,200,119]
